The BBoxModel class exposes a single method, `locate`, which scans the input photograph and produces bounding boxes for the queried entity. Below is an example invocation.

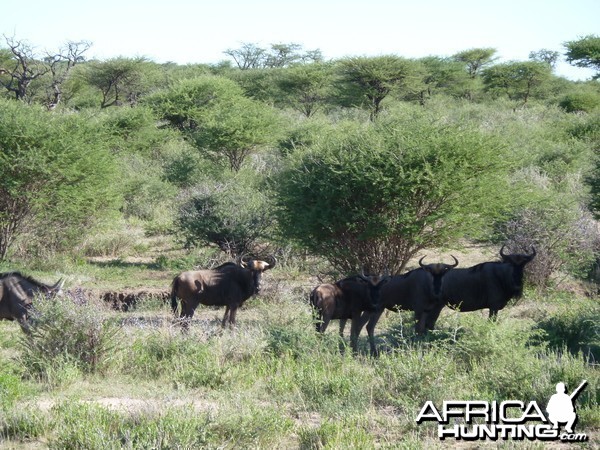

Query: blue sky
[1,0,598,80]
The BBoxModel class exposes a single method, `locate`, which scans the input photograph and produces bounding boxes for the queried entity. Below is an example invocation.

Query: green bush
[559,91,600,113]
[275,113,508,273]
[176,170,277,256]
[18,296,121,383]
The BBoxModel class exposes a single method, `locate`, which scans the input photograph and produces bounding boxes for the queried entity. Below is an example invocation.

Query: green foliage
[564,34,600,76]
[0,99,121,259]
[534,300,600,360]
[482,61,554,105]
[18,296,121,383]
[176,170,276,256]
[83,57,158,108]
[336,56,419,119]
[50,402,213,450]
[145,75,281,170]
[275,112,508,273]
[453,47,497,78]
[559,90,600,113]
[274,62,337,117]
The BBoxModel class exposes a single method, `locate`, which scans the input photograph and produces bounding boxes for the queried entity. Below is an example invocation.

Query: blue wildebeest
[358,256,459,354]
[425,245,537,329]
[0,272,64,333]
[310,272,391,352]
[171,256,276,327]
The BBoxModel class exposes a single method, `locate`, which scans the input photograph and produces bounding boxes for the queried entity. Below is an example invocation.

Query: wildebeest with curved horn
[0,272,64,333]
[358,255,459,354]
[310,272,391,352]
[426,245,537,329]
[171,255,276,327]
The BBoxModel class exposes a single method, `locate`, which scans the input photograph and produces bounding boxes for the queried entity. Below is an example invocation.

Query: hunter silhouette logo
[546,380,587,434]
[416,380,589,442]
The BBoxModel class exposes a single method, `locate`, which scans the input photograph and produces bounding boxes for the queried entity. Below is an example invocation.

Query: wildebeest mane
[213,262,239,271]
[0,271,48,288]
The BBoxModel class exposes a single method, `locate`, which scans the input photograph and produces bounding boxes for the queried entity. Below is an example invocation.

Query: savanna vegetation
[0,35,599,448]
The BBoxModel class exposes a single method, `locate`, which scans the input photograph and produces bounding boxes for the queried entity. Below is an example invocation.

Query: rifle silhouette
[569,380,587,400]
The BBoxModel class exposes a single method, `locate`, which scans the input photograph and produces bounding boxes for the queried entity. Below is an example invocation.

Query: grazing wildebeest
[359,256,459,354]
[310,273,391,351]
[171,256,276,327]
[0,272,64,333]
[425,245,537,329]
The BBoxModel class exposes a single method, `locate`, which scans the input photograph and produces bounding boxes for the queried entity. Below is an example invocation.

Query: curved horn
[418,256,427,268]
[52,278,65,290]
[449,255,459,267]
[499,245,508,258]
[239,254,253,268]
[264,255,277,271]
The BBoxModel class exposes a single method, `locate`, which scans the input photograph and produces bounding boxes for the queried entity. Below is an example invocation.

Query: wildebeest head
[357,272,391,310]
[240,255,277,294]
[0,272,65,332]
[499,245,536,298]
[419,255,459,298]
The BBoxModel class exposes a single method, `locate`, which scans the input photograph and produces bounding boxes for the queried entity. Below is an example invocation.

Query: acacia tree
[482,61,553,106]
[564,34,600,79]
[145,76,281,171]
[0,37,89,108]
[224,42,322,69]
[274,62,336,117]
[0,36,49,102]
[275,114,507,274]
[43,40,91,109]
[0,99,120,259]
[453,48,497,78]
[337,55,416,120]
[84,57,149,108]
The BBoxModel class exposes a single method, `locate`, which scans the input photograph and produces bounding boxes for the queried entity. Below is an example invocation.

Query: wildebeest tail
[171,276,179,314]
[309,288,323,332]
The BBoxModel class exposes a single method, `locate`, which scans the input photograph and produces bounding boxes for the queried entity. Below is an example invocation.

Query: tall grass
[1,288,598,448]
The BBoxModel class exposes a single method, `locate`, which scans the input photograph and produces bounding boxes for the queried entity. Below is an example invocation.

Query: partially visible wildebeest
[0,272,64,332]
[359,256,459,354]
[171,256,276,327]
[310,272,391,352]
[426,245,537,328]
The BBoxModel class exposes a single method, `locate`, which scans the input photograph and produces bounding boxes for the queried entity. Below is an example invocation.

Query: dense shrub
[559,91,600,113]
[18,296,121,384]
[176,170,277,256]
[275,112,508,273]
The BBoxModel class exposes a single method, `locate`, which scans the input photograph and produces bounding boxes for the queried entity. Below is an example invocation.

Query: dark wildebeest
[0,272,64,333]
[171,256,276,327]
[310,273,391,352]
[425,245,537,329]
[358,256,459,355]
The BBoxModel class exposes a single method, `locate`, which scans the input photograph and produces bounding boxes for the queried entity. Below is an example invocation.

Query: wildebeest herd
[0,246,536,354]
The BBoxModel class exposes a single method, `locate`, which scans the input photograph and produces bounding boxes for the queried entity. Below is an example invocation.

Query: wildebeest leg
[425,305,443,331]
[221,306,231,327]
[338,319,347,338]
[228,306,238,327]
[313,309,324,332]
[414,312,427,335]
[349,313,366,354]
[489,309,498,321]
[179,300,196,331]
[365,310,384,356]
[319,314,331,333]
